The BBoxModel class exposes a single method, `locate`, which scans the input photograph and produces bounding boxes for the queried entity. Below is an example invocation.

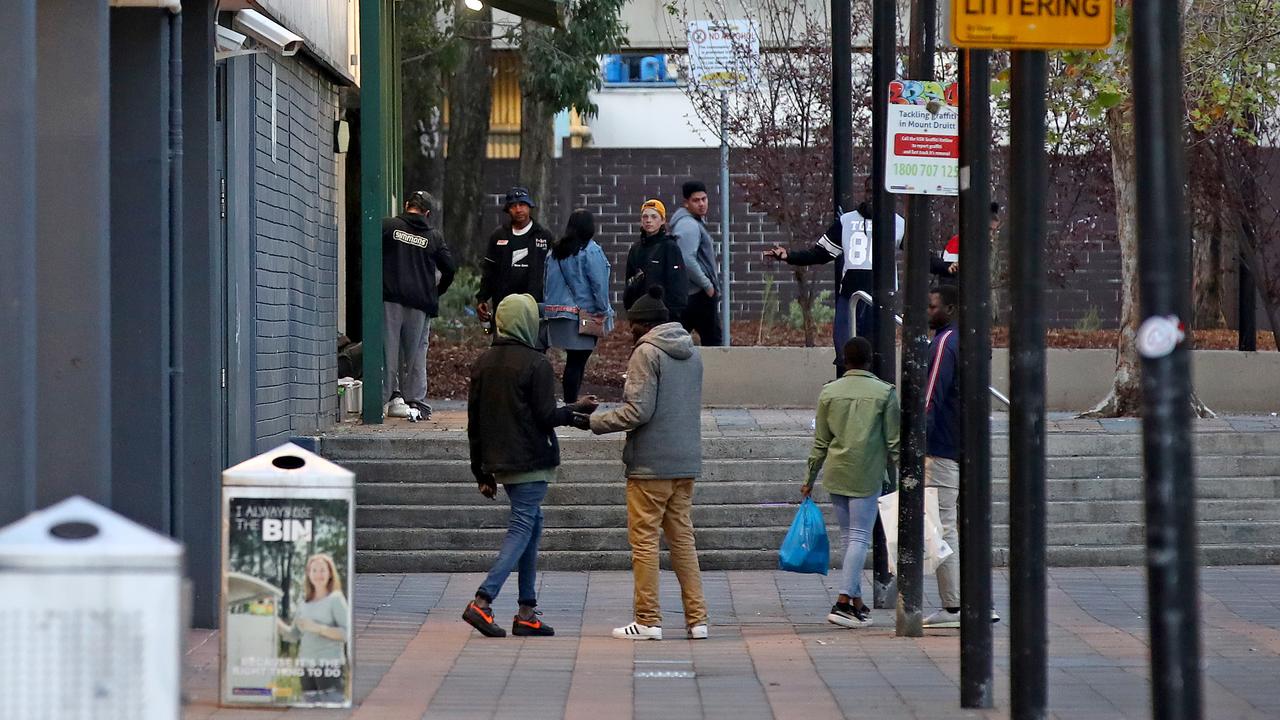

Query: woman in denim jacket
[544,209,614,402]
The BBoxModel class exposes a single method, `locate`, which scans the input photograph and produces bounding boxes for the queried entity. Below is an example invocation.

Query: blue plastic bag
[778,498,830,574]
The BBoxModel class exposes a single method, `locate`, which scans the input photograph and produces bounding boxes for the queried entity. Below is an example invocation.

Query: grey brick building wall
[252,55,340,449]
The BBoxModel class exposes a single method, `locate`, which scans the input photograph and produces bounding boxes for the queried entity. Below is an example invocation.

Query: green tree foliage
[517,0,630,119]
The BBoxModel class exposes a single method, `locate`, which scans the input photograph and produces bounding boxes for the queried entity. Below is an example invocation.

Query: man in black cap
[476,187,556,324]
[381,190,456,420]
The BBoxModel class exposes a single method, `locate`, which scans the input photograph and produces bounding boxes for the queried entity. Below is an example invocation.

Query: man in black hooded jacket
[381,190,456,420]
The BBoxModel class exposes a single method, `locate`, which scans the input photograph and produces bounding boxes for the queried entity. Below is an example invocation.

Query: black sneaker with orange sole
[512,610,554,637]
[463,601,507,637]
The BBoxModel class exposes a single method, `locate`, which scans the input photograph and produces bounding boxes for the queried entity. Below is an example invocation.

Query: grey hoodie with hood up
[589,322,703,480]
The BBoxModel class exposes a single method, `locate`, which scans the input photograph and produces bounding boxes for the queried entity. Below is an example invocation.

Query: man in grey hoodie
[668,180,723,346]
[587,286,709,641]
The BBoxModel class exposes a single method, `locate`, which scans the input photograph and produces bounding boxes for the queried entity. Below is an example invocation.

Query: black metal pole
[832,0,854,214]
[958,47,994,710]
[870,0,898,608]
[1238,253,1256,351]
[1131,2,1204,718]
[1008,49,1048,720]
[895,0,935,638]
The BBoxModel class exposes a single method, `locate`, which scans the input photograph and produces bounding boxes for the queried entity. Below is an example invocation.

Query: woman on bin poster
[277,553,350,704]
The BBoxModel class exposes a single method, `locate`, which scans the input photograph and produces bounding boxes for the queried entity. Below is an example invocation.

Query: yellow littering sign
[950,0,1114,50]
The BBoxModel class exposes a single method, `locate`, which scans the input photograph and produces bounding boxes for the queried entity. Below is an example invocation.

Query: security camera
[232,9,303,57]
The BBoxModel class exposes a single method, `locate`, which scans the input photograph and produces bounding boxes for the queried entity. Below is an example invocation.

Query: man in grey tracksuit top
[588,285,708,641]
[668,180,722,346]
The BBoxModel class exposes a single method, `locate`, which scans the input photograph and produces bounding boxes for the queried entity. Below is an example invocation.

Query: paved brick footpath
[185,567,1280,719]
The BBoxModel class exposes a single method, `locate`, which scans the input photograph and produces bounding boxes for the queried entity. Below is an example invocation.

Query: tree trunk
[1228,138,1280,351]
[793,267,816,347]
[1083,104,1144,417]
[1189,134,1226,328]
[443,1,493,265]
[403,59,445,203]
[517,26,557,232]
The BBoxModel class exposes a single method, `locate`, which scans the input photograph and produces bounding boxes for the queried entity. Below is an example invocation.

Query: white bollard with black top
[220,443,355,709]
[0,496,184,719]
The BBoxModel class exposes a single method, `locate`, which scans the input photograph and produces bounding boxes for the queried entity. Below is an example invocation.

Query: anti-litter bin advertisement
[220,443,355,708]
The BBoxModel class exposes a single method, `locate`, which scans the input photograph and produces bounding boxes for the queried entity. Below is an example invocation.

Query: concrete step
[355,543,1280,573]
[990,476,1280,501]
[355,476,1280,509]
[322,431,1280,462]
[354,520,1280,553]
[343,456,1280,486]
[346,458,809,485]
[324,433,811,462]
[352,497,1280,529]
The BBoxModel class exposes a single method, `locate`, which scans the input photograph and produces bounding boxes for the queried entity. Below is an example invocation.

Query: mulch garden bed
[426,322,1275,402]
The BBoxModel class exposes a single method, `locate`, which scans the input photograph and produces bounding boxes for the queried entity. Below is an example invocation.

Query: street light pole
[958,46,994,710]
[896,0,935,639]
[1131,1,1204,717]
[1008,49,1048,720]
[870,0,898,608]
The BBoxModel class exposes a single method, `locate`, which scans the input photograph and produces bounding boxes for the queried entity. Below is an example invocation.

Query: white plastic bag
[876,488,954,576]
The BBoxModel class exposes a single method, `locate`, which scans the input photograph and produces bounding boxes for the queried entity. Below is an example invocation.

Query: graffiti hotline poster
[885,79,961,196]
[221,494,353,708]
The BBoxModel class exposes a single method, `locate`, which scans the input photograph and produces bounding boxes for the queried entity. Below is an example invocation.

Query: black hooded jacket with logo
[381,212,457,316]
[476,221,555,305]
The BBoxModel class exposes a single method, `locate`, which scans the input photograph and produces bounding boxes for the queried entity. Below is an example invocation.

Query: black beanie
[628,286,670,324]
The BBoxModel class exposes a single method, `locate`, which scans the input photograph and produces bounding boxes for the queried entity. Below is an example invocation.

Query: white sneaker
[687,624,708,640]
[922,609,961,629]
[612,621,662,640]
[386,396,410,418]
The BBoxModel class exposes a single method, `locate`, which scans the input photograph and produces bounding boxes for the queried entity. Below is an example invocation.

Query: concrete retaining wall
[701,347,1280,413]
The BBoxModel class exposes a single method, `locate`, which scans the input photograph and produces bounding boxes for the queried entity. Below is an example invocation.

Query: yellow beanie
[641,198,667,220]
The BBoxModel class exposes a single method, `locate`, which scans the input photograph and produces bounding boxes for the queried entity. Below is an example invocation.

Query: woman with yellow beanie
[623,198,688,319]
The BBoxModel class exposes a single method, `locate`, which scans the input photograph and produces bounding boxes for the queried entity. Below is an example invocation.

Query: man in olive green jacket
[802,337,900,628]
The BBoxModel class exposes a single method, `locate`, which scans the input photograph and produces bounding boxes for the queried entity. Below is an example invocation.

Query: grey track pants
[383,301,431,406]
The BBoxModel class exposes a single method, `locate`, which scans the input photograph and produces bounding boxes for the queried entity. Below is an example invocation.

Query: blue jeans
[478,481,548,606]
[832,294,875,375]
[830,493,880,600]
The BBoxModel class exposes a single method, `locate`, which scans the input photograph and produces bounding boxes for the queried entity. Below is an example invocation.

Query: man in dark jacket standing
[668,181,722,346]
[921,284,967,629]
[463,294,597,638]
[382,190,456,420]
[586,286,708,641]
[624,199,688,320]
[476,187,555,324]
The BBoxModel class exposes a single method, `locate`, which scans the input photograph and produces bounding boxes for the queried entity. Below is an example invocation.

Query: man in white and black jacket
[763,179,905,376]
[381,190,457,420]
[475,187,556,325]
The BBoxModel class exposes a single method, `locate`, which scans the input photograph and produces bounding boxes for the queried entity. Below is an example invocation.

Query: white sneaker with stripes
[612,621,662,640]
[686,624,708,640]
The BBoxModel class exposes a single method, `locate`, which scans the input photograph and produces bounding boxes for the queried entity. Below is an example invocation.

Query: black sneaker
[827,602,873,629]
[463,601,507,637]
[512,610,555,637]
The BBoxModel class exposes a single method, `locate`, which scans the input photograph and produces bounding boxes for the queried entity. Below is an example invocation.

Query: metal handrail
[849,290,1011,408]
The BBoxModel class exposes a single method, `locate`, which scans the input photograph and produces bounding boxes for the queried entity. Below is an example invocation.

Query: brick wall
[480,146,1128,329]
[252,55,340,449]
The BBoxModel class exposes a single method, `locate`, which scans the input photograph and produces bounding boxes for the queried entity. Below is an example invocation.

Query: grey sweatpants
[383,301,431,406]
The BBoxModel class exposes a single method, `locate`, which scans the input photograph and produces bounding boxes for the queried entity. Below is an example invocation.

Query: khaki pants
[626,478,707,627]
[925,456,961,607]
